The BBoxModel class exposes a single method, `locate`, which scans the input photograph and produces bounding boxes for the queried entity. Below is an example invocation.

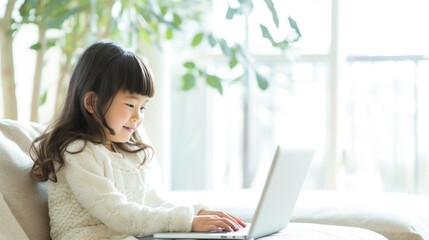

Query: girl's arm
[143,182,206,215]
[142,168,246,232]
[63,142,195,236]
[141,153,207,214]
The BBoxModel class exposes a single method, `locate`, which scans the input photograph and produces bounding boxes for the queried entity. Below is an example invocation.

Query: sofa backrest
[0,119,50,240]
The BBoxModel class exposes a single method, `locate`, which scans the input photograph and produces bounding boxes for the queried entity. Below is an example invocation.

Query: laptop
[153,146,313,240]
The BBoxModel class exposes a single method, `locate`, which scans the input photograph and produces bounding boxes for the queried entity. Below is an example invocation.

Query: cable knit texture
[48,140,204,240]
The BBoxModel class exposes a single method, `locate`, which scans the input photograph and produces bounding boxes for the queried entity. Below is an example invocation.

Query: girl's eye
[139,107,145,113]
[126,104,135,108]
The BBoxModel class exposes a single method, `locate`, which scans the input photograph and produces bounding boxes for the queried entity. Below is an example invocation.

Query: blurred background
[1,0,429,194]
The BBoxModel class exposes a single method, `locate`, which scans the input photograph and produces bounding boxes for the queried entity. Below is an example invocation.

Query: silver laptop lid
[249,146,313,239]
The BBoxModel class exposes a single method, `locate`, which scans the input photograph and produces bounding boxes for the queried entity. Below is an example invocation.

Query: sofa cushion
[0,119,49,240]
[292,190,429,240]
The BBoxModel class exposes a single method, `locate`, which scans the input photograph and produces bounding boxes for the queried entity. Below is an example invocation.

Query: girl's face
[104,90,149,143]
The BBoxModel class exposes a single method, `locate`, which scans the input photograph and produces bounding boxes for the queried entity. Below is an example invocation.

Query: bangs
[115,53,155,97]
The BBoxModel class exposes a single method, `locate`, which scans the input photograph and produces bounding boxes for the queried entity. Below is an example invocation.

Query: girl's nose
[131,110,143,123]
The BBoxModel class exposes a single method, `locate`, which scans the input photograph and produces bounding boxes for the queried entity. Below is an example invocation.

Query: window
[168,0,429,194]
[169,0,331,190]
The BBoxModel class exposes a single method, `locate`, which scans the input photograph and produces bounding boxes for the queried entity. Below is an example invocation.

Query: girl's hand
[192,210,247,233]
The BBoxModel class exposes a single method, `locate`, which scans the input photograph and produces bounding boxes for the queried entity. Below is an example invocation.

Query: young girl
[31,41,245,240]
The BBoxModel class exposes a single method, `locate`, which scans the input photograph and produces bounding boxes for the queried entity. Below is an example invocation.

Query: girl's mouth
[123,126,135,132]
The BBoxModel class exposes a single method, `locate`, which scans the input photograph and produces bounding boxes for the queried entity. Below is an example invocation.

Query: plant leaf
[273,41,289,50]
[191,32,204,47]
[226,6,238,19]
[218,38,231,56]
[165,28,173,40]
[181,73,196,91]
[139,30,152,44]
[207,33,217,47]
[46,5,88,29]
[256,72,269,90]
[183,61,196,69]
[40,89,48,105]
[46,38,57,48]
[288,16,301,40]
[229,56,238,68]
[264,0,279,28]
[206,75,223,95]
[30,42,41,50]
[260,24,275,43]
[160,6,168,16]
[173,14,182,26]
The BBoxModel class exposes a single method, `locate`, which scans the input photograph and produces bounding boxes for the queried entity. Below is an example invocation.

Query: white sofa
[168,189,429,240]
[0,119,428,240]
[0,120,48,240]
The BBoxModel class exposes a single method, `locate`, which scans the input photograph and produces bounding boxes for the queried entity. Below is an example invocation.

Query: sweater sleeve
[142,155,208,214]
[145,187,208,215]
[63,142,195,236]
[147,188,208,215]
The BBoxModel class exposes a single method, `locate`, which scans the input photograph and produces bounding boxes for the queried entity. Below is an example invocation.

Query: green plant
[180,0,301,95]
[18,0,88,121]
[21,0,209,120]
[0,0,299,120]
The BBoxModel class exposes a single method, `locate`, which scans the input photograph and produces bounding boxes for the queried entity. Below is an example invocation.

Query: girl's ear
[83,91,97,114]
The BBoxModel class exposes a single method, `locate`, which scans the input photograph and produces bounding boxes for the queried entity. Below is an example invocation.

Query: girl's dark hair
[31,41,155,182]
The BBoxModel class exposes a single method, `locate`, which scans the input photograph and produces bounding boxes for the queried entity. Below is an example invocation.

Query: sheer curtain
[167,0,429,194]
[339,56,429,193]
[337,0,429,194]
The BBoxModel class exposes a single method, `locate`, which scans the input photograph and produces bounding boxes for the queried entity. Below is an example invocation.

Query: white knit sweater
[48,140,204,240]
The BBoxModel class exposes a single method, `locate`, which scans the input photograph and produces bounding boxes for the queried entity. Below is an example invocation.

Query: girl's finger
[218,217,242,231]
[221,212,245,229]
[213,220,234,232]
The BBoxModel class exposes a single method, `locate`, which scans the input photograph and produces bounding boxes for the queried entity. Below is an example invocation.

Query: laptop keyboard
[223,224,250,235]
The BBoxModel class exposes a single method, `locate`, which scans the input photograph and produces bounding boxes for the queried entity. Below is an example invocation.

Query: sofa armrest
[0,120,50,240]
[292,190,429,240]
[0,192,29,240]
